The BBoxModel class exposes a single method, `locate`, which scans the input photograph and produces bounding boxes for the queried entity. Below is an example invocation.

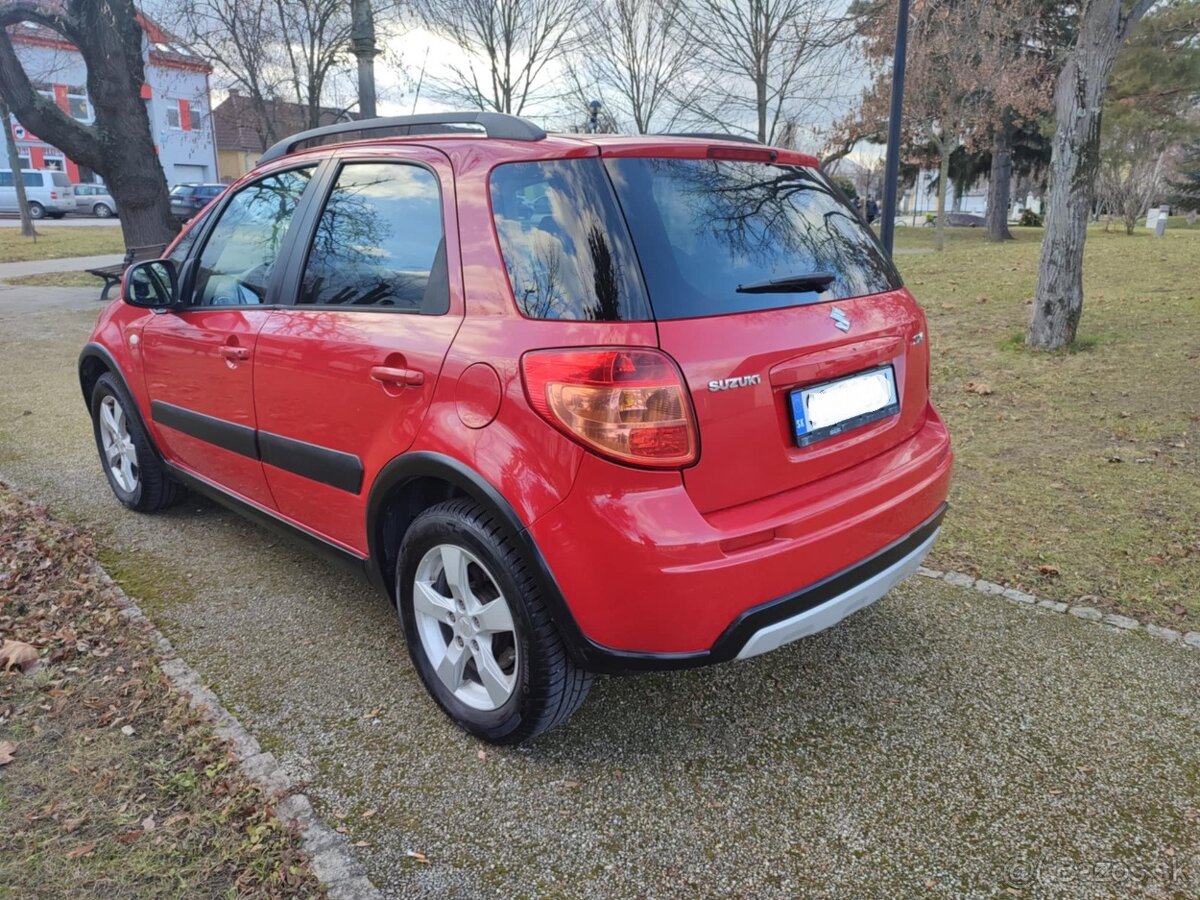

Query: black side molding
[260,431,363,494]
[151,400,258,459]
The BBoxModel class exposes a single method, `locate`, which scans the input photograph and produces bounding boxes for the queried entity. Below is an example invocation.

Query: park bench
[86,243,167,301]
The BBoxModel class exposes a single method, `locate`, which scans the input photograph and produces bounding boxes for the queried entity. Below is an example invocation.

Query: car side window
[298,162,448,313]
[191,167,313,308]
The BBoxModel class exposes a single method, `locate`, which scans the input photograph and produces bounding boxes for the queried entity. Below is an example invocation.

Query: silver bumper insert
[736,528,940,660]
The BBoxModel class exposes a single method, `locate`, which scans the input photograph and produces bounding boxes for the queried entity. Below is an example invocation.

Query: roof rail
[258,111,547,164]
[662,132,763,145]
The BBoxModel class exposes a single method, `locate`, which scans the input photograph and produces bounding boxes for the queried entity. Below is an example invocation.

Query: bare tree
[683,0,857,144]
[0,0,177,245]
[566,0,697,134]
[0,96,36,238]
[1096,147,1165,234]
[415,0,587,115]
[1027,0,1156,349]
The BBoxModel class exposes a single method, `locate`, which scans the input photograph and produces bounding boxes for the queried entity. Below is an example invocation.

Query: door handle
[220,345,250,361]
[370,365,425,387]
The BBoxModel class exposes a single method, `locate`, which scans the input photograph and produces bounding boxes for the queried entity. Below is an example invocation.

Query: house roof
[212,92,356,154]
[4,7,210,74]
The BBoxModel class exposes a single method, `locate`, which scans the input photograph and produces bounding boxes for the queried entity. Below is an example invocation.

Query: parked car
[79,113,952,744]
[169,182,224,221]
[72,183,118,218]
[0,168,73,219]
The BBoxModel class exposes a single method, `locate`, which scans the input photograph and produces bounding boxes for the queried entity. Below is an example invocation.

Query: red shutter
[179,100,192,131]
[53,84,69,113]
[140,83,152,100]
[29,147,44,168]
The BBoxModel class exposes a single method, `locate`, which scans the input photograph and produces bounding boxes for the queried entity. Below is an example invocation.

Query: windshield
[604,158,901,319]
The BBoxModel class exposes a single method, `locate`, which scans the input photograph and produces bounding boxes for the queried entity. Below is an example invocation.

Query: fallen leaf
[406,850,430,864]
[477,750,487,761]
[361,809,377,819]
[62,817,85,833]
[66,842,97,859]
[120,725,135,737]
[141,815,156,832]
[0,740,16,766]
[1038,565,1060,577]
[354,840,371,847]
[964,381,993,396]
[0,640,37,672]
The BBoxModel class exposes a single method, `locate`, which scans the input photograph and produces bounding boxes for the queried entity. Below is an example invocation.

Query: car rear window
[489,159,651,321]
[51,172,71,187]
[603,157,901,319]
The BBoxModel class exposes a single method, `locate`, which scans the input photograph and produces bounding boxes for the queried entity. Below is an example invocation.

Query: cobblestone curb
[915,566,1200,651]
[97,567,381,900]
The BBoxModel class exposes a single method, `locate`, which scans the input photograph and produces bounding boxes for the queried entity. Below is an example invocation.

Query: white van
[0,169,74,219]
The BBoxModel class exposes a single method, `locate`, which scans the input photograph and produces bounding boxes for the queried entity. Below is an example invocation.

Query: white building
[6,14,217,186]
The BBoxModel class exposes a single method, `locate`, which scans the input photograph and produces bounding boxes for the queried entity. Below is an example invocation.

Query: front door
[253,150,463,552]
[142,165,318,508]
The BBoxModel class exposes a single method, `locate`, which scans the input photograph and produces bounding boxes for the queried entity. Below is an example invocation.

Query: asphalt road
[2,288,1198,899]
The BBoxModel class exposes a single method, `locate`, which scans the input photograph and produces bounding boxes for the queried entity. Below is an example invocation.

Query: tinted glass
[169,185,188,197]
[51,172,71,187]
[0,173,12,187]
[300,162,448,312]
[191,167,312,307]
[167,205,215,266]
[21,172,41,187]
[489,159,650,321]
[605,158,901,319]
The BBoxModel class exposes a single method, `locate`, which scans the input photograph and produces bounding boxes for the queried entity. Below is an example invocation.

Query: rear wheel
[90,373,184,512]
[397,499,591,744]
[93,203,113,218]
[27,202,44,220]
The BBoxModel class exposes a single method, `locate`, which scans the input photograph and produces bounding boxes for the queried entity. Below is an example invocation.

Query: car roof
[254,112,821,171]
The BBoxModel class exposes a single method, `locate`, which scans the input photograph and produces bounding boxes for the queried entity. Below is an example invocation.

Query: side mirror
[122,259,179,309]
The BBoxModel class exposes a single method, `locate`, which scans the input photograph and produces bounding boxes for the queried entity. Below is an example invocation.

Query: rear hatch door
[604,152,929,514]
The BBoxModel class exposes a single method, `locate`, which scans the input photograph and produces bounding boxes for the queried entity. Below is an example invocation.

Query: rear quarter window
[489,159,651,321]
[604,157,902,319]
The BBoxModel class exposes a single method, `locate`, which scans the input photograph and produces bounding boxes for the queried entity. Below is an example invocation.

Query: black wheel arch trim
[79,343,128,408]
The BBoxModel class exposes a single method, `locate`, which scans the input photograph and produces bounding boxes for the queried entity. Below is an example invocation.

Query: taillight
[50,191,58,199]
[521,348,698,468]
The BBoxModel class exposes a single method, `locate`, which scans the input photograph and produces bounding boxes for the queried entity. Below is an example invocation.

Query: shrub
[1019,209,1043,227]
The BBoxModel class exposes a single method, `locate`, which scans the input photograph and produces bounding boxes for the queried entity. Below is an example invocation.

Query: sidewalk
[0,253,123,279]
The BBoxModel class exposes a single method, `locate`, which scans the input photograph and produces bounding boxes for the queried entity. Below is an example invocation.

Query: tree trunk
[1028,0,1154,349]
[935,140,950,252]
[987,119,1014,242]
[0,97,36,239]
[0,0,178,249]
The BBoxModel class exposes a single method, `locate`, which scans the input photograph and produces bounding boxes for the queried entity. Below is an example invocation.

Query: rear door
[141,165,319,508]
[252,147,462,552]
[605,153,929,514]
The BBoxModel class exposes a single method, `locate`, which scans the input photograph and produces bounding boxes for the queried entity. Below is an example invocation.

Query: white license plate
[789,366,899,447]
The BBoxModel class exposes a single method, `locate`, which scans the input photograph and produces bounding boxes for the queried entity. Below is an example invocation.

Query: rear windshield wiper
[735,271,836,294]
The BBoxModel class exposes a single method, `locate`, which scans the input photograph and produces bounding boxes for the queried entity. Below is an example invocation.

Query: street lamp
[879,0,911,255]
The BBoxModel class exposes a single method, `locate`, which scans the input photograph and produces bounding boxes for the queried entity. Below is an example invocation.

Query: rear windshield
[51,172,71,187]
[489,159,651,321]
[604,157,901,319]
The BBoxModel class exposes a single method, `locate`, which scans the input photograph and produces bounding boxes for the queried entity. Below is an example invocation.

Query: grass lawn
[0,484,322,897]
[1,270,103,288]
[895,224,1200,628]
[0,227,125,263]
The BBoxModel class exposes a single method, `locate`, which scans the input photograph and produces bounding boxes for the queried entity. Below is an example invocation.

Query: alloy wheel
[412,543,519,711]
[98,394,139,493]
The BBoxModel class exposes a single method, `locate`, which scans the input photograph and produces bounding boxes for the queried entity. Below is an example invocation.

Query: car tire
[90,373,184,513]
[397,499,592,744]
[94,203,113,218]
[27,202,44,220]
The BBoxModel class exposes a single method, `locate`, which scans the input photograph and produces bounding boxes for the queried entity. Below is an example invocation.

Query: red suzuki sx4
[80,113,952,743]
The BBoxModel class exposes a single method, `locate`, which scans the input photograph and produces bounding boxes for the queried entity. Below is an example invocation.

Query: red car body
[80,118,951,677]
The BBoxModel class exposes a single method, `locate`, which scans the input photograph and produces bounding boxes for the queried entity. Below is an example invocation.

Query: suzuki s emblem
[830,307,851,332]
[708,374,761,392]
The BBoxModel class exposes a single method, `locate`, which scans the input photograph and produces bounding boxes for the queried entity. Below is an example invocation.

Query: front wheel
[90,373,184,512]
[397,499,591,744]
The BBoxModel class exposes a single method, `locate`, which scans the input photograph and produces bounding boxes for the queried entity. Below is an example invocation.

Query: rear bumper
[528,405,952,672]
